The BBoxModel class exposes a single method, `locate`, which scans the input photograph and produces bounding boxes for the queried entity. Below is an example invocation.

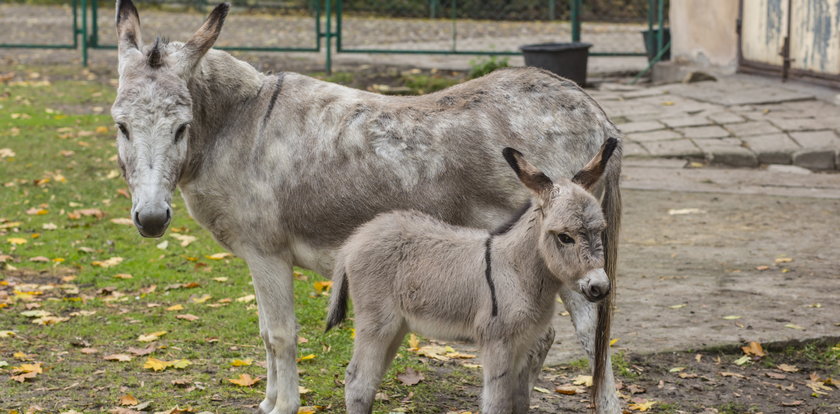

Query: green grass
[611,351,638,379]
[0,66,473,413]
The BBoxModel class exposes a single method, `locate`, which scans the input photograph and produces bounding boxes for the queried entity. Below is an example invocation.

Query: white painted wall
[670,0,740,71]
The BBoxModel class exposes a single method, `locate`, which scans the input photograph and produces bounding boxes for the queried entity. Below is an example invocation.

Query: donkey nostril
[134,211,142,227]
[589,285,602,298]
[165,208,171,222]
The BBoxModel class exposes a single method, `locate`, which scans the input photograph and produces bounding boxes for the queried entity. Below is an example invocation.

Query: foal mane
[147,36,169,68]
[490,200,532,236]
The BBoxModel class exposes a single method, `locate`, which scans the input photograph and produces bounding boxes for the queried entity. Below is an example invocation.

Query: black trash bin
[642,28,671,61]
[520,42,592,87]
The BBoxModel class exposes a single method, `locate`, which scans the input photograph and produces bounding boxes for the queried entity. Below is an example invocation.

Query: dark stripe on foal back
[262,72,286,126]
[484,236,499,317]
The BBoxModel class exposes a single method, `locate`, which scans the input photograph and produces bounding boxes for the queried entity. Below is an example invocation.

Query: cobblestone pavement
[590,75,840,170]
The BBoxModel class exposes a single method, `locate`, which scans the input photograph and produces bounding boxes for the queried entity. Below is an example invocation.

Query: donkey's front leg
[480,341,519,414]
[513,326,556,412]
[245,252,299,414]
[558,286,620,413]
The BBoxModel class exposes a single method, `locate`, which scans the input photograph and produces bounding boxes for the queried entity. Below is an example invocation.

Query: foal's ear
[502,148,553,195]
[115,0,142,55]
[571,137,618,191]
[181,3,230,68]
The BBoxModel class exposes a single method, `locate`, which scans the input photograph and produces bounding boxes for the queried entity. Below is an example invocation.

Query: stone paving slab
[677,125,731,139]
[724,121,782,137]
[742,133,801,164]
[605,74,840,170]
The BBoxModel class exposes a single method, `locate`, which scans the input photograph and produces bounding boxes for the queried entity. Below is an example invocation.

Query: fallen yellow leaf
[143,357,170,371]
[205,252,232,260]
[628,400,656,411]
[137,331,167,342]
[572,375,592,387]
[166,304,184,311]
[191,294,212,304]
[297,354,316,362]
[230,359,253,367]
[92,257,123,268]
[236,294,256,303]
[741,341,766,357]
[408,333,420,350]
[228,373,261,387]
[13,363,42,374]
[7,237,27,245]
[778,363,799,372]
[314,281,333,294]
[119,394,139,406]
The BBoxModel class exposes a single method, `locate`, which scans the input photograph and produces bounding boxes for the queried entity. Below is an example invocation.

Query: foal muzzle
[581,268,610,303]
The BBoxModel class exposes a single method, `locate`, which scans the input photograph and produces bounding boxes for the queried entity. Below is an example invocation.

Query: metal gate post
[325,0,332,74]
[91,0,99,47]
[81,0,88,66]
[570,0,581,42]
[656,0,664,53]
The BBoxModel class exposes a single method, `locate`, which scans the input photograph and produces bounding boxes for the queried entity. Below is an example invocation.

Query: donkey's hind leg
[345,318,408,414]
[558,286,620,414]
[513,326,555,412]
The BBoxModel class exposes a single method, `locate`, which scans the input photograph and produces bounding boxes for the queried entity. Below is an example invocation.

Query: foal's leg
[480,341,518,414]
[345,318,407,414]
[246,253,299,414]
[513,326,556,412]
[558,286,620,413]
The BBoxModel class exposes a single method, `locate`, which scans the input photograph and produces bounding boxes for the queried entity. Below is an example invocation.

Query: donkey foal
[327,138,618,413]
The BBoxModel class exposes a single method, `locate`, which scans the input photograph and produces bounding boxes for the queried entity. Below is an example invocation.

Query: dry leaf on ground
[228,373,261,387]
[137,331,167,342]
[119,394,139,406]
[396,367,424,386]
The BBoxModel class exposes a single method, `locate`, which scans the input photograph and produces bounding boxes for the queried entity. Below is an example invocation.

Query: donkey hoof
[256,399,274,414]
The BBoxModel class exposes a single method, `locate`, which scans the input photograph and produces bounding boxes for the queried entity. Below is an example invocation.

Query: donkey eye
[174,123,189,143]
[117,123,129,140]
[557,233,575,244]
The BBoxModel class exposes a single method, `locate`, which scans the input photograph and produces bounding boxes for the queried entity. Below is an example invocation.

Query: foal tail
[325,258,350,332]
[592,136,623,409]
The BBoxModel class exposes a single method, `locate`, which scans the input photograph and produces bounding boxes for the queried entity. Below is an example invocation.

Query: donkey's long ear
[116,0,142,54]
[572,137,618,191]
[181,3,230,68]
[502,148,553,195]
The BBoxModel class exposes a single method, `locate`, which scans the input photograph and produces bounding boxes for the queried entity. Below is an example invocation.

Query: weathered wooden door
[739,0,840,86]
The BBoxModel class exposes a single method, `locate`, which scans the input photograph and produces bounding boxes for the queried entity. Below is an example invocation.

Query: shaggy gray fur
[327,143,615,413]
[110,1,624,412]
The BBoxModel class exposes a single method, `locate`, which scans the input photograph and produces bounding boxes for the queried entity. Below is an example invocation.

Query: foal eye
[557,233,575,244]
[174,123,189,143]
[117,123,129,140]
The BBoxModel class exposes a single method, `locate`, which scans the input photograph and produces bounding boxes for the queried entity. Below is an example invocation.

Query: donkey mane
[147,37,169,68]
[490,200,533,236]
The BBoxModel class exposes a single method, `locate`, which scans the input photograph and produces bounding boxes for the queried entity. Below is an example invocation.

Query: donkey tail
[591,136,623,409]
[325,260,350,332]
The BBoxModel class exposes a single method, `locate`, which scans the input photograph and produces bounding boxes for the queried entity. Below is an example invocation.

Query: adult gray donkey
[109,1,624,412]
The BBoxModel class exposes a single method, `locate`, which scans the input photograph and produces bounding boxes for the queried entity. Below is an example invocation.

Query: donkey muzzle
[133,204,171,238]
[582,268,610,302]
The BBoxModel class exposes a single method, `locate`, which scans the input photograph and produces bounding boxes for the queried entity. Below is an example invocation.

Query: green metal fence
[0,0,668,74]
[0,0,85,53]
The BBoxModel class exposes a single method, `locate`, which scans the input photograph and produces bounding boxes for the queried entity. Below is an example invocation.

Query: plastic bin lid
[519,42,593,52]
